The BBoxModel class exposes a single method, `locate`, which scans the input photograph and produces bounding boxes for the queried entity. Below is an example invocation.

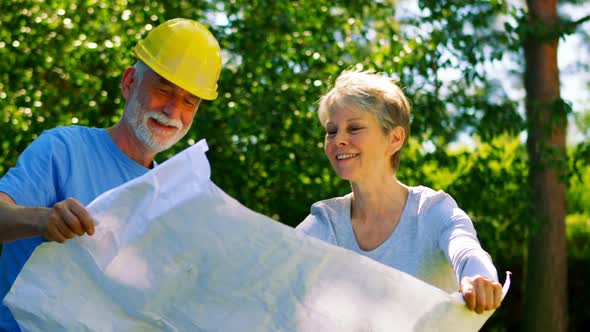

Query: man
[0,18,222,331]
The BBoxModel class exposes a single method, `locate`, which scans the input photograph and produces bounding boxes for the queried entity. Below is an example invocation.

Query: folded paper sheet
[4,140,509,332]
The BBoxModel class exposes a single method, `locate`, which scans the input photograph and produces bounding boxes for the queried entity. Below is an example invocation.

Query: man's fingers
[68,200,94,236]
[39,198,94,242]
[53,217,77,239]
[45,223,67,243]
[63,211,85,236]
[56,198,93,236]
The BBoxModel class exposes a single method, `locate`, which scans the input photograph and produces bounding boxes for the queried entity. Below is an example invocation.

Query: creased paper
[4,140,509,331]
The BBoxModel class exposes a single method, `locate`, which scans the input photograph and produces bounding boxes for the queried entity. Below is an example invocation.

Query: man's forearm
[0,196,48,243]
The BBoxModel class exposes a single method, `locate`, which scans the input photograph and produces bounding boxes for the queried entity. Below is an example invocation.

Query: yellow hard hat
[132,18,222,100]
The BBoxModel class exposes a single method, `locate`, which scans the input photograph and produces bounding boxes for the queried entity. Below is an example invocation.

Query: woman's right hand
[460,275,503,314]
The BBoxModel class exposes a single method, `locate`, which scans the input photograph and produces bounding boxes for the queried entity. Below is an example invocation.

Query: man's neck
[107,123,156,168]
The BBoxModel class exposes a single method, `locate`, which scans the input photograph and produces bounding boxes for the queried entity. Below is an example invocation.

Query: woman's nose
[335,131,348,146]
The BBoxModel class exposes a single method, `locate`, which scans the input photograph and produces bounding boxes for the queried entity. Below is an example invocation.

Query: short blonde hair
[318,68,411,171]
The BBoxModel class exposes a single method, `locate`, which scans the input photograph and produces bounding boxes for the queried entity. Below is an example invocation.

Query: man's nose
[162,96,182,118]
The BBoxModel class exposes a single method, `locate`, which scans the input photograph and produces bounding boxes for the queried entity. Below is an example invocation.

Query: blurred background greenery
[1,0,589,330]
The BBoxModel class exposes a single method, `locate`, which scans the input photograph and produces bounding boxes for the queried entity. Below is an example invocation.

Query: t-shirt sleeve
[0,130,68,207]
[295,202,337,245]
[432,194,499,283]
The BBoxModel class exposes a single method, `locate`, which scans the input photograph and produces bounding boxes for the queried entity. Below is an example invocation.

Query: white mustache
[146,111,182,130]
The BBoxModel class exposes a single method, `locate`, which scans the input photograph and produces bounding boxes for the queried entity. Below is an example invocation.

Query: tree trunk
[523,0,568,331]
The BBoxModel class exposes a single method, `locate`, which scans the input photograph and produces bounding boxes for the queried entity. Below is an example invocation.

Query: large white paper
[4,140,509,331]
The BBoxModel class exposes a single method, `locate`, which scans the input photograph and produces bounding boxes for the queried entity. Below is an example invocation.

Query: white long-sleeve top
[296,185,498,293]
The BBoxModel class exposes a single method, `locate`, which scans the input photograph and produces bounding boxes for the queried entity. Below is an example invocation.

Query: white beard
[125,98,191,153]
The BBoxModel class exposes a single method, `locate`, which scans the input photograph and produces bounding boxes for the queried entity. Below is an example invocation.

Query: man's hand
[460,275,502,314]
[41,198,95,243]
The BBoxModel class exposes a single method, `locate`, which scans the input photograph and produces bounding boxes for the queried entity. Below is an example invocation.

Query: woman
[296,69,502,314]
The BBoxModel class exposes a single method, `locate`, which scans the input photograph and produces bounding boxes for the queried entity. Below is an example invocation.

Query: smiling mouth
[149,118,179,131]
[336,153,359,160]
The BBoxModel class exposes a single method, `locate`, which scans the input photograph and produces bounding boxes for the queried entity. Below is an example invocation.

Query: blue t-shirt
[0,126,150,331]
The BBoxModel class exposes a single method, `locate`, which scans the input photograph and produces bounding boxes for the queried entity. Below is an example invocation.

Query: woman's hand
[460,275,503,314]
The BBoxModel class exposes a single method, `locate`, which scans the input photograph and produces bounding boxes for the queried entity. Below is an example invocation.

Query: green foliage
[198,0,397,224]
[1,1,589,330]
[402,135,530,330]
[567,214,590,260]
[408,0,524,147]
[0,1,141,173]
[568,148,590,215]
[0,0,531,226]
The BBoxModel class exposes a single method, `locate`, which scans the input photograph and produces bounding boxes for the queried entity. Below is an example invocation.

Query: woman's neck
[350,177,409,223]
[349,177,409,251]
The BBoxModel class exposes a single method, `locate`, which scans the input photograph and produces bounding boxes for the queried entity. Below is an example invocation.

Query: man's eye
[157,88,171,94]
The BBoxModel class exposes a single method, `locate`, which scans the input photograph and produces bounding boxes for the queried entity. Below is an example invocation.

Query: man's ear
[388,126,406,155]
[121,67,136,100]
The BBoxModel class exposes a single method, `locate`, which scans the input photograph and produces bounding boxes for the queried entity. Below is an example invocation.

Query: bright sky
[559,3,590,143]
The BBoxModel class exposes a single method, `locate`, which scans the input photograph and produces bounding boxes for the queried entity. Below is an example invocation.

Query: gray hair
[318,68,411,171]
[133,60,149,83]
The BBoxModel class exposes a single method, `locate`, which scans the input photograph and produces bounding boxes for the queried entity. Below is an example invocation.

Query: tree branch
[572,14,590,28]
[562,14,590,35]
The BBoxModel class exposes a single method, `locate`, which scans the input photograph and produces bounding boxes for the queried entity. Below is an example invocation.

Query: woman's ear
[388,126,406,155]
[121,67,136,100]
